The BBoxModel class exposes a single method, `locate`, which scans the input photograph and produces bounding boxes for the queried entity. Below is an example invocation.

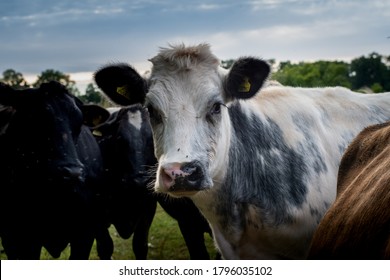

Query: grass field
[0,204,219,260]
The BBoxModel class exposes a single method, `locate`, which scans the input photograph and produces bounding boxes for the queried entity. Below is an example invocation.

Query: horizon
[18,50,386,94]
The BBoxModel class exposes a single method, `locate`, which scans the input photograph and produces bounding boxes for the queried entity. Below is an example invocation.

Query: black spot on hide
[218,102,311,229]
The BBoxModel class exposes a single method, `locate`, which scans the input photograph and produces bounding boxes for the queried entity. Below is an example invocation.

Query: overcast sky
[1,0,389,91]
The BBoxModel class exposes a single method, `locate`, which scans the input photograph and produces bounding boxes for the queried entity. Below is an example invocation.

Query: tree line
[0,69,106,105]
[224,52,390,93]
[1,52,389,106]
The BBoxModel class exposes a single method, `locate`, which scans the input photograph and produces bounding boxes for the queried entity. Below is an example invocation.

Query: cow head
[94,43,270,197]
[94,104,156,188]
[0,81,108,184]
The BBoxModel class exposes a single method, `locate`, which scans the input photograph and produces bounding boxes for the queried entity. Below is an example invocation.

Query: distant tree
[278,61,292,71]
[266,59,276,69]
[272,61,351,88]
[33,69,80,96]
[79,83,103,104]
[349,52,390,92]
[1,69,30,89]
[370,82,384,93]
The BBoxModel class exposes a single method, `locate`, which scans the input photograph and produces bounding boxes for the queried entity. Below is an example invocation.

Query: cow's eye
[146,105,162,124]
[206,102,224,124]
[210,102,222,115]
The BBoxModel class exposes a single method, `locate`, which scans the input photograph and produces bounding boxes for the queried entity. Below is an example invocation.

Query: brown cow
[308,121,390,259]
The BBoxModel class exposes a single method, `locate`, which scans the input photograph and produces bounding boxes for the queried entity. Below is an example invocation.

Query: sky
[1,0,389,93]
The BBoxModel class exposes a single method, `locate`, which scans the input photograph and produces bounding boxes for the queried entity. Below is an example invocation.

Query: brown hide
[308,121,390,259]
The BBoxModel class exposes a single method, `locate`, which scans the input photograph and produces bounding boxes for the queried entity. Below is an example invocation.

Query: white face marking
[127,110,143,131]
[146,63,234,194]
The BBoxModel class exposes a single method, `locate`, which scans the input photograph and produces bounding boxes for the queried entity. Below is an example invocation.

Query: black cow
[0,81,109,259]
[93,104,215,259]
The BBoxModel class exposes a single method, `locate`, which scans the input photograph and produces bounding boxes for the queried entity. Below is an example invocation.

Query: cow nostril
[185,167,202,183]
[182,165,197,176]
[182,162,203,183]
[60,166,83,180]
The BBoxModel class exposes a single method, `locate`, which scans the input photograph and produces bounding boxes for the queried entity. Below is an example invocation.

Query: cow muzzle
[52,164,85,183]
[158,161,212,196]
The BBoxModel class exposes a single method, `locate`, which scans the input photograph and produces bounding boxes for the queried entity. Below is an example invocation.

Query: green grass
[0,204,218,260]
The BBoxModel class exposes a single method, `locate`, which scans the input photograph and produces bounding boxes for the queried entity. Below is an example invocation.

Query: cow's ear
[94,63,147,106]
[224,57,270,101]
[82,104,110,128]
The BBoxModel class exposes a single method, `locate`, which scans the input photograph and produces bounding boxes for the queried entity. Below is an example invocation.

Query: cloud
[196,4,221,11]
[1,0,388,93]
[1,7,124,27]
[250,0,300,10]
[162,13,382,64]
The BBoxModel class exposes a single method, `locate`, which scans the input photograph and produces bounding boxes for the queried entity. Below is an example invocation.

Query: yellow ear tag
[92,129,103,137]
[238,77,251,93]
[116,86,127,97]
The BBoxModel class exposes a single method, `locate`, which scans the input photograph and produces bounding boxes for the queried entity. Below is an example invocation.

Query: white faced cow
[94,43,390,259]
